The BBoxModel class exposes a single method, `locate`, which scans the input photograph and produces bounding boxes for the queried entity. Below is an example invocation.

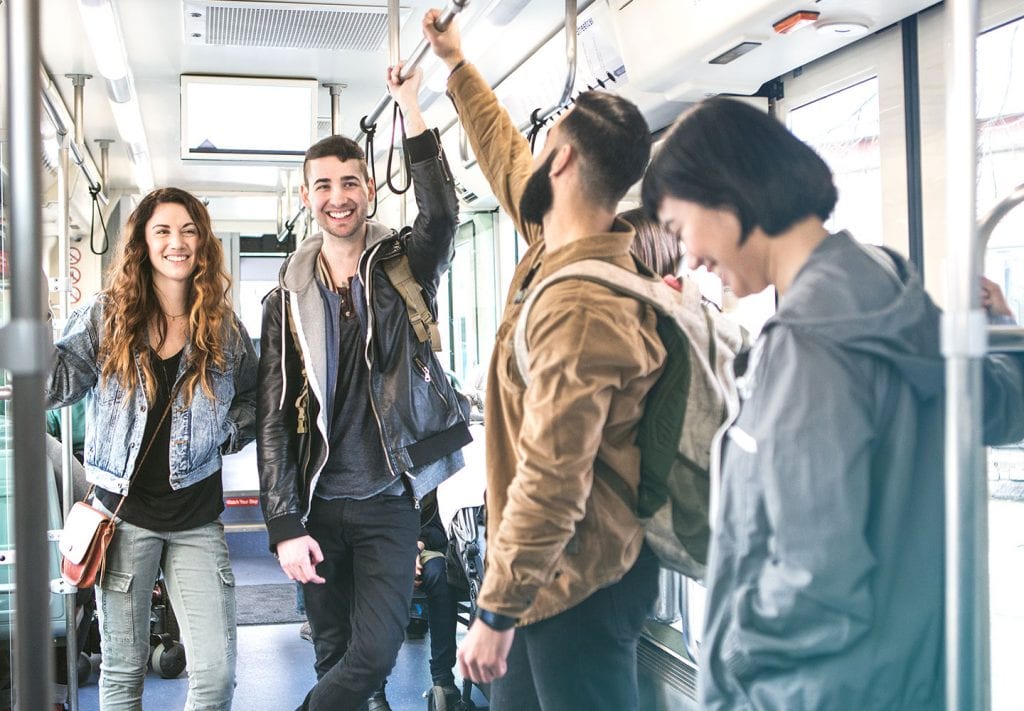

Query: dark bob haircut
[560,91,651,206]
[303,134,368,185]
[641,97,837,243]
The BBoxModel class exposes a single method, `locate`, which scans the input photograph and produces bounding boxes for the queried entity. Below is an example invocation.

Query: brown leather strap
[98,389,177,520]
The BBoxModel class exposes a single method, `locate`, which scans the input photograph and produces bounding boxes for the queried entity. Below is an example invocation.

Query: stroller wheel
[76,652,93,686]
[427,685,446,711]
[150,638,186,679]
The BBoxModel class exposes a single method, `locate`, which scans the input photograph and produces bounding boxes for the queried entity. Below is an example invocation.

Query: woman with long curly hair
[47,187,257,710]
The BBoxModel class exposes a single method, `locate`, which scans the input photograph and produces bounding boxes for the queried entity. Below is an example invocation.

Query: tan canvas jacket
[447,63,665,625]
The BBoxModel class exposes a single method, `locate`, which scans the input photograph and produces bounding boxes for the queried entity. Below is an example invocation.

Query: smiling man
[256,64,471,711]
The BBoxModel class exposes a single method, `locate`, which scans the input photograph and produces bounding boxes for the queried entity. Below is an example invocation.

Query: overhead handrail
[977,183,1024,354]
[276,204,307,244]
[40,67,107,206]
[977,182,1024,261]
[456,0,599,169]
[357,0,471,144]
[524,0,578,151]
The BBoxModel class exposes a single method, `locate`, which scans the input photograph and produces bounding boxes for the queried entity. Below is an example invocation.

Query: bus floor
[75,551,489,711]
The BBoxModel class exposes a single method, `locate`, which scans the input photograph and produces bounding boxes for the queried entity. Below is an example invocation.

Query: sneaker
[367,690,392,711]
[299,620,312,642]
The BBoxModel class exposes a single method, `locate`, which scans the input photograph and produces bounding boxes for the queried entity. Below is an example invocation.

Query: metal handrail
[980,184,1024,353]
[357,0,471,141]
[3,1,57,708]
[457,0,595,169]
[977,182,1024,263]
[943,1,987,709]
[679,578,700,664]
[521,0,577,132]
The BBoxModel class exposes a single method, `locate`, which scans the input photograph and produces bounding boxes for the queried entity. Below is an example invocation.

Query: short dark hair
[619,207,680,278]
[303,134,369,185]
[559,91,651,206]
[642,97,837,242]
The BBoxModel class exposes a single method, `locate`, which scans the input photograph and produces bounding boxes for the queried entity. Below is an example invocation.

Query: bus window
[977,14,1024,711]
[788,78,883,246]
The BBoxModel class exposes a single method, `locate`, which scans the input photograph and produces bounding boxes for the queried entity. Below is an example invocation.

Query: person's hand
[981,276,1015,320]
[275,535,326,584]
[422,8,465,70]
[386,62,422,114]
[457,620,514,684]
[386,62,426,137]
[414,540,425,586]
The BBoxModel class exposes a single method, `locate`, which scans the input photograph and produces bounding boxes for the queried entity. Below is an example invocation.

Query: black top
[316,279,393,500]
[98,349,224,531]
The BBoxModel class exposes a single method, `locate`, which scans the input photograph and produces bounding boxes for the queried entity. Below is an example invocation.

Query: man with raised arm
[256,63,471,711]
[424,12,665,710]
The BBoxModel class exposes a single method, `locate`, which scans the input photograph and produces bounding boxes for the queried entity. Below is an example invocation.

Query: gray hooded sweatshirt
[700,231,1024,710]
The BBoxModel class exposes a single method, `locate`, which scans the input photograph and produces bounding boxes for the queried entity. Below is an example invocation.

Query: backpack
[513,259,745,580]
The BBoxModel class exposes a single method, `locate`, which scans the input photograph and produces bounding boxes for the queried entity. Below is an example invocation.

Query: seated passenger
[641,96,1024,710]
[369,490,462,711]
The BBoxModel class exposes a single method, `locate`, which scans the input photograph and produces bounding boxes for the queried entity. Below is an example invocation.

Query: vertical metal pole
[64,73,92,147]
[56,124,82,711]
[324,83,347,136]
[96,138,114,186]
[5,1,57,709]
[943,1,988,710]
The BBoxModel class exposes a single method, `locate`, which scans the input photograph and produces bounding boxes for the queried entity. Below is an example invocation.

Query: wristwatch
[477,608,518,631]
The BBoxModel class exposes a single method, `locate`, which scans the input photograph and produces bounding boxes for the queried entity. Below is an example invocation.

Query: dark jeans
[421,555,457,686]
[489,545,660,711]
[298,493,420,711]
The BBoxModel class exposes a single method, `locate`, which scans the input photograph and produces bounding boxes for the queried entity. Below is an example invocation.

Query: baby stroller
[47,435,186,685]
[435,423,488,709]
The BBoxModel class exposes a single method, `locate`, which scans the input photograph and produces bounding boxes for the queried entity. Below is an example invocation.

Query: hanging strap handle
[88,183,110,256]
[360,116,380,219]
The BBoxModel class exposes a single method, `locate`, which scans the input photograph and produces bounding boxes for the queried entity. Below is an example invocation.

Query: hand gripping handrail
[978,183,1024,353]
[977,182,1024,262]
[357,0,470,141]
[459,0,585,168]
[522,0,578,134]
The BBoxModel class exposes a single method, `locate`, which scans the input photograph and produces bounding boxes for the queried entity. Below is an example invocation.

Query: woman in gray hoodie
[641,97,1024,710]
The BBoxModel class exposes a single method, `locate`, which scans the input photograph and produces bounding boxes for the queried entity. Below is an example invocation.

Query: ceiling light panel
[183,1,409,52]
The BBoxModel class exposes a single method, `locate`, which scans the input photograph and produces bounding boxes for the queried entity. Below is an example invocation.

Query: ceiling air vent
[184,2,409,52]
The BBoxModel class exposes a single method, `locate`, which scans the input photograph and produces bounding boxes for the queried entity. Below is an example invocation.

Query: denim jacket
[46,294,258,495]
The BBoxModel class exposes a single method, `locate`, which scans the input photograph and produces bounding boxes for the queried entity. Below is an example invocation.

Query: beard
[518,152,556,228]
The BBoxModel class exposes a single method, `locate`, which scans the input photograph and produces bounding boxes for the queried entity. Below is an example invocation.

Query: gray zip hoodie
[700,231,1024,710]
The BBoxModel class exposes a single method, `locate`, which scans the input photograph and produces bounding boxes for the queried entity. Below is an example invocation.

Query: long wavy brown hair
[100,187,234,405]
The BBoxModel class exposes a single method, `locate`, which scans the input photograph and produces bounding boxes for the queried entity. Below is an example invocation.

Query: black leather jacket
[257,129,471,548]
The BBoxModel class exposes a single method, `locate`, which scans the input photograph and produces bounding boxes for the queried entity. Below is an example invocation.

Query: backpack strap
[382,253,443,352]
[513,259,719,515]
[513,259,685,386]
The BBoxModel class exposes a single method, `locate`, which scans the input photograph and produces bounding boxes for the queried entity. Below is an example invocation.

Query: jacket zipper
[414,356,448,406]
[287,290,327,523]
[360,242,401,481]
